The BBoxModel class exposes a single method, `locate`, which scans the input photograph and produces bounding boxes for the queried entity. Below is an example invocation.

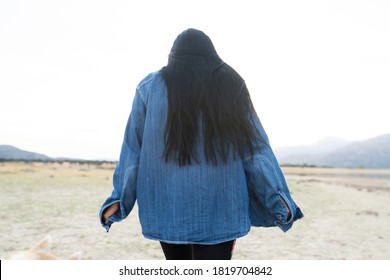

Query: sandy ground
[0,162,389,260]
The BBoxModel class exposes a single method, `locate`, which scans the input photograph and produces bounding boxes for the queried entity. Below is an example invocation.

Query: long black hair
[161,28,260,166]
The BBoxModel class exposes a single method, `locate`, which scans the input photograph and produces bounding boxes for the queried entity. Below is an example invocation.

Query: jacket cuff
[276,205,304,232]
[99,199,122,232]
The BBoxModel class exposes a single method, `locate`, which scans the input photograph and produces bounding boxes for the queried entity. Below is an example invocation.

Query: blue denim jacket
[99,71,303,244]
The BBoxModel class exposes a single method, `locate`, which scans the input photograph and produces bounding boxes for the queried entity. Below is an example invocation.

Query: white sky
[1,0,389,160]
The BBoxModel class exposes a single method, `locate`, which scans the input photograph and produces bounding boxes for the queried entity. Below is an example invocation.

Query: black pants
[160,240,236,260]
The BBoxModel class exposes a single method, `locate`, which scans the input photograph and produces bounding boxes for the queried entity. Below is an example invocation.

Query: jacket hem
[141,228,250,245]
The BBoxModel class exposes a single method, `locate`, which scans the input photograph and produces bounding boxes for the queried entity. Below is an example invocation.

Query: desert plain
[0,161,389,260]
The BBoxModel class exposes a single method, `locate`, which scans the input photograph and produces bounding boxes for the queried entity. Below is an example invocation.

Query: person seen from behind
[100,28,303,260]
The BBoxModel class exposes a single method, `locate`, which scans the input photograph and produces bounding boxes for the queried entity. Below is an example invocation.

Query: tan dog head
[9,236,81,260]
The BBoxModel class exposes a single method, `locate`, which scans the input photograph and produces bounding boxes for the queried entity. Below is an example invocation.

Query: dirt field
[0,162,389,260]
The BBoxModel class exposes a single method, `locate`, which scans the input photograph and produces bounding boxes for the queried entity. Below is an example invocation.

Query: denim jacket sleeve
[99,88,146,232]
[243,110,303,232]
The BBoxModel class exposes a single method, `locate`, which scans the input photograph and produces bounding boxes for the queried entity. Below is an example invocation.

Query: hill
[0,145,52,161]
[275,134,390,168]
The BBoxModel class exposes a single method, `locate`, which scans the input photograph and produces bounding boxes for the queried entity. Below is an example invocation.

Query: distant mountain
[275,134,390,168]
[3,134,390,168]
[0,145,52,161]
[0,145,115,163]
[275,137,350,163]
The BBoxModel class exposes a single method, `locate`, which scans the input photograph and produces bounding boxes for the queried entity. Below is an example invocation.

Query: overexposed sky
[1,0,389,160]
